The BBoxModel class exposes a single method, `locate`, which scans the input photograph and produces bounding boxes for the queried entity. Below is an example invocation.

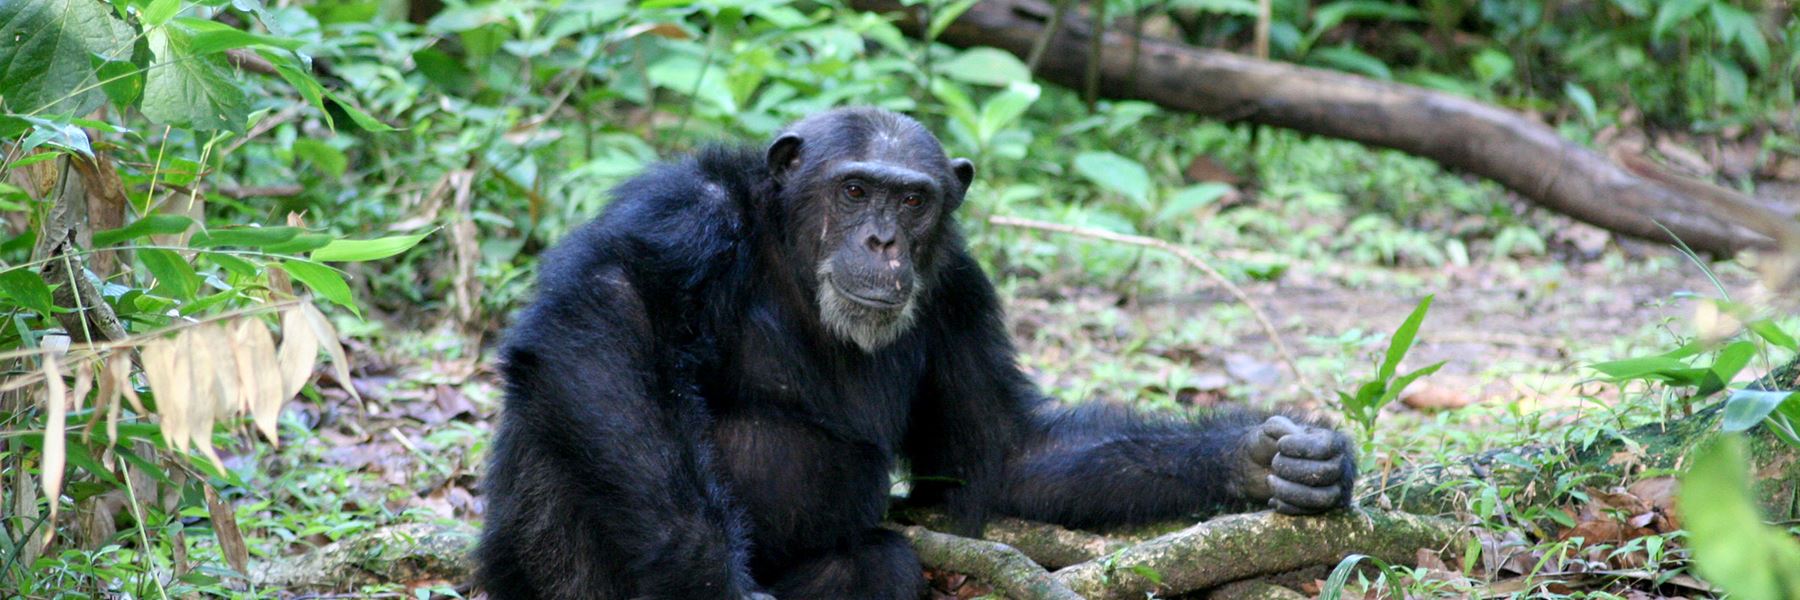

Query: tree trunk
[846,0,1771,257]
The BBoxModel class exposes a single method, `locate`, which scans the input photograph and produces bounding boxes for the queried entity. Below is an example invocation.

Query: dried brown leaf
[140,333,191,452]
[277,305,320,403]
[231,318,283,445]
[301,303,360,403]
[42,355,67,542]
[203,485,249,575]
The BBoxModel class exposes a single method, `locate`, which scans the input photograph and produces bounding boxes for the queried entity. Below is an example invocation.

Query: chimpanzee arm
[998,405,1355,528]
[476,266,758,600]
[906,252,1354,532]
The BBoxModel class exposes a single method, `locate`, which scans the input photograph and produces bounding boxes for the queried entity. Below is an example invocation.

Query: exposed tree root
[254,510,1464,599]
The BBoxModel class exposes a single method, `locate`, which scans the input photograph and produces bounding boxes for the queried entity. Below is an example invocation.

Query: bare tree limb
[849,0,1772,256]
[897,525,1085,600]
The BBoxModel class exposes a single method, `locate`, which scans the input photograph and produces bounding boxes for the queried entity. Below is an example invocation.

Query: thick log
[847,0,1771,256]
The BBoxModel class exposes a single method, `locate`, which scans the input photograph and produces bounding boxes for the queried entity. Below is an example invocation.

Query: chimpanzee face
[766,109,975,351]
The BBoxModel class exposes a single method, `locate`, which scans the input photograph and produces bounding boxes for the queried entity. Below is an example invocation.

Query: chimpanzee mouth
[831,281,905,309]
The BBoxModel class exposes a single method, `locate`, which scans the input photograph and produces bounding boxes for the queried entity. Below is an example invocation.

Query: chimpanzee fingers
[1276,429,1344,460]
[1267,474,1343,512]
[1260,415,1303,439]
[1272,454,1343,487]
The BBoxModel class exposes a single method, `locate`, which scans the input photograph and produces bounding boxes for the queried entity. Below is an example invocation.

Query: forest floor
[243,226,1773,598]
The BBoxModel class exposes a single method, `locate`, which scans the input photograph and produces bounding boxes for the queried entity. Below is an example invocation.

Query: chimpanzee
[475,107,1356,600]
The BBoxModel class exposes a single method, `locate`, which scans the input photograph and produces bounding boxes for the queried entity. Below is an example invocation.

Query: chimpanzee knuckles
[1257,415,1353,515]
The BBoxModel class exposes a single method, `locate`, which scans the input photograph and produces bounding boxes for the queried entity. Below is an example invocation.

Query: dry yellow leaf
[42,355,67,543]
[105,353,141,445]
[140,333,191,453]
[277,305,319,403]
[71,359,93,441]
[230,319,283,446]
[186,326,229,472]
[301,303,360,403]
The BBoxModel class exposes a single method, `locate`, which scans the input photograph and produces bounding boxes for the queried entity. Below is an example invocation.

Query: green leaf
[1651,0,1707,42]
[328,92,396,132]
[0,0,137,116]
[142,0,181,27]
[1379,295,1434,381]
[280,260,356,314]
[1319,554,1373,600]
[292,138,347,178]
[1563,82,1598,126]
[175,18,306,55]
[1748,320,1798,351]
[262,233,335,255]
[142,24,251,132]
[1469,48,1514,85]
[1722,390,1796,432]
[1697,341,1757,397]
[310,231,432,262]
[1158,183,1230,221]
[1378,361,1446,408]
[139,248,201,300]
[93,215,195,247]
[190,226,303,248]
[0,267,56,316]
[1308,45,1392,80]
[1588,355,1691,380]
[938,47,1032,87]
[1678,437,1800,598]
[927,0,982,40]
[976,81,1040,143]
[1072,152,1152,207]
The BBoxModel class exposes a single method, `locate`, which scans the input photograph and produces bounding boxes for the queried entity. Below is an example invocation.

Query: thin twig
[1025,0,1074,73]
[1083,0,1106,112]
[988,215,1308,390]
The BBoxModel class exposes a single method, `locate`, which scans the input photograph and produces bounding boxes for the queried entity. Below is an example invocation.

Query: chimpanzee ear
[950,158,975,192]
[767,134,804,182]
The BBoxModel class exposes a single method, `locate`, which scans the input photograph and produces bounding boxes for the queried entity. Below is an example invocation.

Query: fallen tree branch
[989,215,1306,389]
[1050,510,1466,599]
[851,0,1771,256]
[896,525,1084,600]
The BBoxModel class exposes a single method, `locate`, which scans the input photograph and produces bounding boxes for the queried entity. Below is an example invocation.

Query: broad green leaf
[0,0,136,116]
[142,25,251,132]
[1678,437,1800,598]
[93,214,195,247]
[280,260,356,314]
[1319,554,1373,600]
[310,231,432,262]
[1708,3,1770,70]
[1469,48,1514,85]
[139,248,201,300]
[1379,295,1434,381]
[1722,390,1796,432]
[92,56,143,109]
[1378,361,1446,407]
[0,267,56,316]
[1307,46,1392,80]
[646,55,737,113]
[938,47,1031,87]
[1072,152,1152,207]
[18,116,94,157]
[190,226,303,248]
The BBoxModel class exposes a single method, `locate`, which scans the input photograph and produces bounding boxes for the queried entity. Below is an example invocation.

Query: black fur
[476,108,1354,600]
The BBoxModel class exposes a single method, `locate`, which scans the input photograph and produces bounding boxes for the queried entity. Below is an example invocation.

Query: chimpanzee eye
[843,183,866,199]
[902,194,924,208]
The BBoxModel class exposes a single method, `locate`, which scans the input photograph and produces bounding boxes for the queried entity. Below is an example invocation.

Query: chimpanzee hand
[745,593,777,600]
[1235,416,1356,515]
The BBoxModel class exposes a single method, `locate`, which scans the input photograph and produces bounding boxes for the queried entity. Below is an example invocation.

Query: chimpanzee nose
[864,234,897,255]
